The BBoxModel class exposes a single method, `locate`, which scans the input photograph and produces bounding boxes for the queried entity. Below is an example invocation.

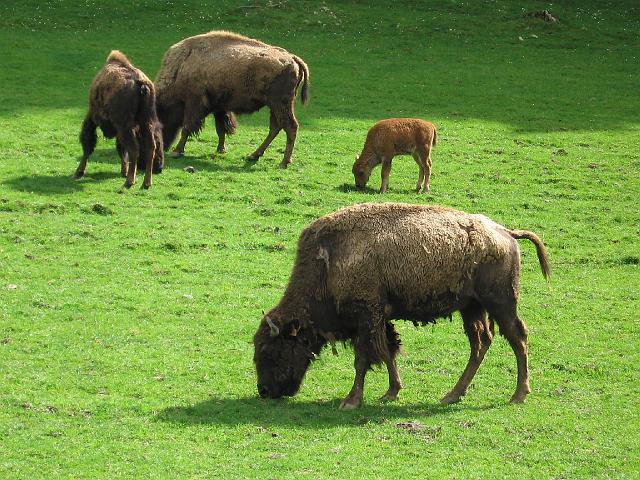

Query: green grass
[1,1,639,478]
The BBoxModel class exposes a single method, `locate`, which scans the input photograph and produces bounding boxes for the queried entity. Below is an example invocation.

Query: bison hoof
[123,181,134,189]
[279,161,290,169]
[170,150,184,158]
[509,393,527,404]
[247,154,260,162]
[440,392,463,405]
[216,147,227,154]
[74,170,85,179]
[338,399,360,411]
[380,392,399,402]
[142,183,151,190]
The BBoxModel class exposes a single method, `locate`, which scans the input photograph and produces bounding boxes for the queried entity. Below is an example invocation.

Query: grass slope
[0,1,638,478]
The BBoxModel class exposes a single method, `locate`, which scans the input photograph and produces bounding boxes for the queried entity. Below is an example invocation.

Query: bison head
[253,315,314,399]
[352,155,371,189]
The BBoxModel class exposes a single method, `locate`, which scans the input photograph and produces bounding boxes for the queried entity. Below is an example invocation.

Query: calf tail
[293,55,310,105]
[509,229,551,280]
[432,127,437,147]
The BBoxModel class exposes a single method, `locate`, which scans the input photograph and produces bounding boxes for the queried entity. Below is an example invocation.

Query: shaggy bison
[253,203,550,409]
[155,30,310,168]
[75,50,164,189]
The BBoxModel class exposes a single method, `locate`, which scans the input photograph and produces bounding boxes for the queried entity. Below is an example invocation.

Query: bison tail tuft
[432,127,437,146]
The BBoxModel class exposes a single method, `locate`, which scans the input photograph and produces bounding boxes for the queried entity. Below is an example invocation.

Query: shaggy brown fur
[155,30,310,168]
[352,118,437,193]
[75,50,164,189]
[254,202,550,409]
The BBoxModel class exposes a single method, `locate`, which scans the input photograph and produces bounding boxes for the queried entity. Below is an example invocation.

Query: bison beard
[253,203,550,410]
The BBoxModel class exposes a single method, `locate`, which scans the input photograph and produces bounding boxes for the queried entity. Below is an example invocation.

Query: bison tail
[432,127,437,147]
[509,229,551,280]
[135,80,159,124]
[293,56,310,105]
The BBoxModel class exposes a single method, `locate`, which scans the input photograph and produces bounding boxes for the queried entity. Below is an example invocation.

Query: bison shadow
[336,183,378,194]
[156,395,500,429]
[165,153,265,174]
[3,168,122,195]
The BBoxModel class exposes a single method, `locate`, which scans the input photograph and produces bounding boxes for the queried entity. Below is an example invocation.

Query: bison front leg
[170,129,189,158]
[339,343,371,410]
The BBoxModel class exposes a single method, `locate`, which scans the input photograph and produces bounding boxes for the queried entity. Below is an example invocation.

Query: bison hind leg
[380,322,402,402]
[441,302,493,404]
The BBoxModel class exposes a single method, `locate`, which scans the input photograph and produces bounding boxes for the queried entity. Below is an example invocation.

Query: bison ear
[265,315,280,337]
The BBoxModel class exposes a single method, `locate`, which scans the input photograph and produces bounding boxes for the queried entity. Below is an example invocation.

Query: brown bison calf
[352,118,437,193]
[254,203,550,409]
[75,50,164,189]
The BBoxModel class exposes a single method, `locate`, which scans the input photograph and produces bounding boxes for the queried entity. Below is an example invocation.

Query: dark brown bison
[253,203,550,409]
[155,30,309,168]
[75,50,164,189]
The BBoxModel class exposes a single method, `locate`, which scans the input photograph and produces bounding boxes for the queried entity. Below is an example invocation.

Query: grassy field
[1,0,639,478]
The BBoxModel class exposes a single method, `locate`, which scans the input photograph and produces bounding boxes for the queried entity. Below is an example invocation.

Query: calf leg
[441,303,494,404]
[415,144,433,193]
[379,156,393,193]
[75,116,97,178]
[412,152,425,193]
[248,109,282,163]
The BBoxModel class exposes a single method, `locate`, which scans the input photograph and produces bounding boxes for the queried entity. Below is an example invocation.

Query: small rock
[7,284,17,290]
[184,166,195,173]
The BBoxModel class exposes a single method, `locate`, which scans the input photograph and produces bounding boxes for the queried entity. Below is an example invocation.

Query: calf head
[352,155,372,189]
[253,315,313,399]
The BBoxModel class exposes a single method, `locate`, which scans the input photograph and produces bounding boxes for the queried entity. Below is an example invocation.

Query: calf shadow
[156,395,500,429]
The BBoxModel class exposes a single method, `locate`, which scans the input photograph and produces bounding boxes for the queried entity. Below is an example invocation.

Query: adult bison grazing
[253,203,550,409]
[75,50,164,189]
[155,30,310,168]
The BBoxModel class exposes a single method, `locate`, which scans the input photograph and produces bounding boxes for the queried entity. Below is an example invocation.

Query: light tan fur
[155,31,309,166]
[352,118,437,193]
[257,202,550,408]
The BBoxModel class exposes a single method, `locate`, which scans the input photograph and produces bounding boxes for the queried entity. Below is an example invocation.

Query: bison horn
[265,315,280,337]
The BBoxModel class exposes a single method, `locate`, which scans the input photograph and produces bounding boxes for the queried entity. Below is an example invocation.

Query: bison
[352,118,437,193]
[253,203,550,409]
[155,30,310,168]
[75,50,164,189]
